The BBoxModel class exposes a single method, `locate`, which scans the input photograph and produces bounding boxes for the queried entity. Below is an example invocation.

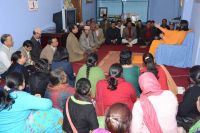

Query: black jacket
[178,85,200,118]
[30,36,42,62]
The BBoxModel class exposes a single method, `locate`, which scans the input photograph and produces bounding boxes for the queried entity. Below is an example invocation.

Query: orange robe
[149,27,188,56]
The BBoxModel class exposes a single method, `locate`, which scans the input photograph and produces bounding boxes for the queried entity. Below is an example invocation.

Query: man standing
[40,37,58,64]
[100,14,110,35]
[31,28,42,62]
[0,34,15,75]
[66,24,84,62]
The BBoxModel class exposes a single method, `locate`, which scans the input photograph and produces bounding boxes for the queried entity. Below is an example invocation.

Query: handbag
[65,97,78,133]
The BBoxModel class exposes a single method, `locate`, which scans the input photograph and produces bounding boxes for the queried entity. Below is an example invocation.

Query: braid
[107,77,118,90]
[146,61,158,78]
[143,53,158,78]
[86,65,91,79]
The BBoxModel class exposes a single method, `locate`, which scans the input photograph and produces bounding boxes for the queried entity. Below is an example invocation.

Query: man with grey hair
[0,34,15,75]
[79,25,97,54]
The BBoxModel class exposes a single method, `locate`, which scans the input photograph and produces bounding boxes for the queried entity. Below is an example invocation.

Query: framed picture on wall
[99,7,108,18]
[86,0,93,3]
[28,0,39,11]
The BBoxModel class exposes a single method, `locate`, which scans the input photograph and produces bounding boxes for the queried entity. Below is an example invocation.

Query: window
[97,0,149,22]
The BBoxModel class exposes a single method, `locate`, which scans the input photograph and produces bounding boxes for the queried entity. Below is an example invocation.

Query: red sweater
[140,65,168,90]
[95,78,137,116]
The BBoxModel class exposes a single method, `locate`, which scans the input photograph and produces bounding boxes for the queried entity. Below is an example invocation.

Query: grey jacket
[79,32,97,53]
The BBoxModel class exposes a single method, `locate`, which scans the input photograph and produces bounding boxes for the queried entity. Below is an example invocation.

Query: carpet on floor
[72,45,189,88]
[72,44,149,74]
[98,51,143,75]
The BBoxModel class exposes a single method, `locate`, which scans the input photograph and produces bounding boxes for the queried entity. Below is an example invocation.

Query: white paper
[28,0,39,11]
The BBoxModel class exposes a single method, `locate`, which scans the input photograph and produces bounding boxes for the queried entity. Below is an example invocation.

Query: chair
[155,32,195,68]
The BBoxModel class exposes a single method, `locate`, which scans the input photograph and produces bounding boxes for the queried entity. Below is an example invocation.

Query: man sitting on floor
[105,21,121,44]
[79,25,97,54]
[0,34,15,75]
[116,20,125,38]
[141,21,157,46]
[40,37,58,64]
[19,40,34,66]
[90,22,102,47]
[95,23,105,45]
[122,21,137,47]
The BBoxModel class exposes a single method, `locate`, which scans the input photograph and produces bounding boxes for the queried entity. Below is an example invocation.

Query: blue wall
[182,0,194,23]
[82,0,96,22]
[0,0,61,49]
[96,0,148,22]
[148,0,180,23]
[189,0,200,65]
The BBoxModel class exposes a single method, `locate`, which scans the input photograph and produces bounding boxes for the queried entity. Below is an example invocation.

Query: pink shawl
[139,72,164,133]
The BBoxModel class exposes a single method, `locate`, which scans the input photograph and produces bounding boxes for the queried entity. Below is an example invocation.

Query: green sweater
[123,66,141,97]
[76,65,105,98]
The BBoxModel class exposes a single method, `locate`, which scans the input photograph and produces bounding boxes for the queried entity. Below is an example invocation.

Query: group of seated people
[0,16,198,133]
[100,15,180,47]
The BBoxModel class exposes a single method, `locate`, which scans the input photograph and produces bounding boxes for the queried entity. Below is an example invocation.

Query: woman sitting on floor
[45,68,75,111]
[120,49,141,97]
[51,47,76,87]
[62,78,99,133]
[131,72,178,133]
[76,53,105,98]
[95,63,137,116]
[0,72,63,133]
[2,51,29,84]
[93,103,132,133]
[141,53,168,90]
[149,20,190,56]
[177,65,200,132]
[26,58,50,94]
[28,71,49,97]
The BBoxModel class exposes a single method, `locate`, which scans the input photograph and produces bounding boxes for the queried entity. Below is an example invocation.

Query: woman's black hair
[179,20,189,31]
[23,40,33,48]
[53,47,69,62]
[11,51,22,64]
[76,78,91,96]
[86,53,98,79]
[142,53,158,78]
[189,65,200,86]
[6,72,24,89]
[0,72,24,111]
[107,63,123,91]
[28,72,49,97]
[0,88,15,111]
[34,58,49,73]
[120,50,132,65]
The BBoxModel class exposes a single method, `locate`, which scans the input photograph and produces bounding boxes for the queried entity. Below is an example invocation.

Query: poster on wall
[28,0,39,11]
[99,7,108,18]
